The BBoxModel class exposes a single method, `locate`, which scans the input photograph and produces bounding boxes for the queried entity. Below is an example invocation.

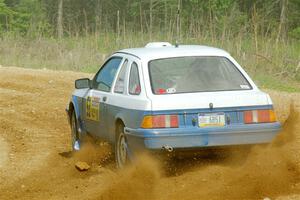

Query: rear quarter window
[128,62,141,95]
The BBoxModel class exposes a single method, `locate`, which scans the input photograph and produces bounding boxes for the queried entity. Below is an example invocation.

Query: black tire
[70,111,80,151]
[115,123,129,168]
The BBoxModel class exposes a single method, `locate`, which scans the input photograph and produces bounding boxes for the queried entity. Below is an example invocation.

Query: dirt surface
[0,66,300,200]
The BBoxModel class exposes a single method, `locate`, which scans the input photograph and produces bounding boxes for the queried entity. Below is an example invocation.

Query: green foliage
[0,0,12,15]
[0,0,14,32]
[289,27,300,40]
[0,0,298,39]
[254,74,300,93]
[0,0,51,35]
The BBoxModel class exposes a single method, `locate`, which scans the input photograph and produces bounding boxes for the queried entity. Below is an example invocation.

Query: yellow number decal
[86,96,100,121]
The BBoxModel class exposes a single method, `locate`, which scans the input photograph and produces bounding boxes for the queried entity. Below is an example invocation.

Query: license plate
[198,113,225,127]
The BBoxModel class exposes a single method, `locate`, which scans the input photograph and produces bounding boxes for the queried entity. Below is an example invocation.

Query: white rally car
[66,42,281,167]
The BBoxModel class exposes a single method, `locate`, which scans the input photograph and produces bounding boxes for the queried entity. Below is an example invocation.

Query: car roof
[116,44,230,60]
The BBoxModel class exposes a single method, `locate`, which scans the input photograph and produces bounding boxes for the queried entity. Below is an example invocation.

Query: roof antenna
[175,0,181,48]
[175,40,179,48]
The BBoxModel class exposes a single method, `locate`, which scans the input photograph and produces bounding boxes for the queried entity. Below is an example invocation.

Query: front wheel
[71,111,80,151]
[115,123,129,168]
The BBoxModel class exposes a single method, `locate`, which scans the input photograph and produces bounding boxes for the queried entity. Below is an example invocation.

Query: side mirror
[75,78,91,89]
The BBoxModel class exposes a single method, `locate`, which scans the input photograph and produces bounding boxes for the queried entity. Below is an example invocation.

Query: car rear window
[148,56,251,94]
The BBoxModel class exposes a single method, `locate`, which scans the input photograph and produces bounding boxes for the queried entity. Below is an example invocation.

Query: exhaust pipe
[162,145,174,152]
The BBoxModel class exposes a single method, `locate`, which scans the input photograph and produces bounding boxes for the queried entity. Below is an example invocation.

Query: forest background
[0,0,299,92]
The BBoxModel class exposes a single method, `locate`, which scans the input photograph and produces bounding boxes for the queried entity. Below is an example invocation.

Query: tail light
[141,115,179,129]
[244,109,277,124]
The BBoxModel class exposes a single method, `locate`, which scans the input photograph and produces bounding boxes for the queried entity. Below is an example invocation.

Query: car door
[83,56,123,138]
[97,56,144,144]
[103,58,130,142]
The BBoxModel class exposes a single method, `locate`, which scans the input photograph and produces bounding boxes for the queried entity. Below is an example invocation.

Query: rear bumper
[124,122,281,150]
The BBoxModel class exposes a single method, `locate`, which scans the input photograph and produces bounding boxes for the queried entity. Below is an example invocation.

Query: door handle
[103,96,107,102]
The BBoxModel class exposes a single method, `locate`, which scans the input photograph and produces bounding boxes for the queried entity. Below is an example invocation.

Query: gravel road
[0,66,299,200]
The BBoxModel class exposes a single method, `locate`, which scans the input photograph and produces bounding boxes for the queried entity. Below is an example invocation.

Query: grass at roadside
[253,74,300,93]
[0,33,299,93]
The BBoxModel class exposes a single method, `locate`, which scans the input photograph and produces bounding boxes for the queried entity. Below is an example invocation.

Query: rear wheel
[71,111,80,151]
[115,123,129,168]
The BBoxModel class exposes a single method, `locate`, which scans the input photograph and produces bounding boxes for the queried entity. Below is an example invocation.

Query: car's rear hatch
[149,90,272,128]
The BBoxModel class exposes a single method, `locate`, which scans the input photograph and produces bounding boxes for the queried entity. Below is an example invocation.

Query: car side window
[93,57,122,92]
[128,62,141,95]
[114,59,128,94]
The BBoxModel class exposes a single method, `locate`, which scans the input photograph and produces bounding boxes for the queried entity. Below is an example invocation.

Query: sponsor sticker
[86,96,100,121]
[240,84,250,89]
[166,88,176,94]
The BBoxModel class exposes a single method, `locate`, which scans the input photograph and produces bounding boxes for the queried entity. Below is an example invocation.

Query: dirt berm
[0,66,300,200]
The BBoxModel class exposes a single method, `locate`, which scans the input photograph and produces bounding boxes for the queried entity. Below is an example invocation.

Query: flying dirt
[0,66,300,200]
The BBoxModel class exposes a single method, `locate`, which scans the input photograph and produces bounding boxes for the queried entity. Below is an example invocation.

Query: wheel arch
[68,102,75,118]
[66,102,75,125]
[113,117,126,143]
[115,118,125,133]
[67,97,81,131]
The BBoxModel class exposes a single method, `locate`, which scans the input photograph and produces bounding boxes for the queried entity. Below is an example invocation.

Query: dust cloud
[98,155,160,200]
[0,137,9,168]
[94,92,300,200]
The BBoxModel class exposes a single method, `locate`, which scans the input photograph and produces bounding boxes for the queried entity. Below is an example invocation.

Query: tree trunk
[117,10,120,43]
[252,4,258,65]
[95,0,102,35]
[140,1,143,34]
[208,0,214,42]
[276,0,288,44]
[83,9,88,36]
[123,14,126,41]
[5,15,9,31]
[57,0,63,38]
[149,0,153,40]
[176,0,181,42]
[164,0,167,33]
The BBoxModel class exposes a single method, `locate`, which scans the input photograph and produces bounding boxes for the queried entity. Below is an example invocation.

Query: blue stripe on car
[125,122,281,150]
[76,101,280,151]
[119,104,280,150]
